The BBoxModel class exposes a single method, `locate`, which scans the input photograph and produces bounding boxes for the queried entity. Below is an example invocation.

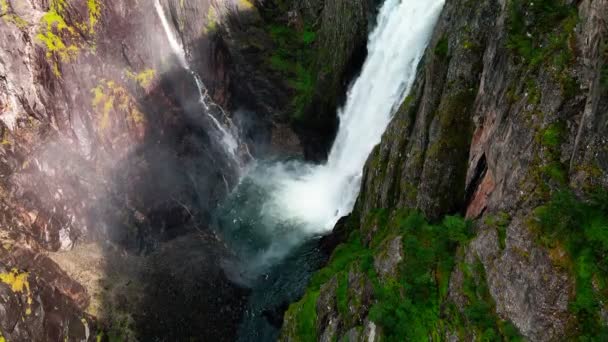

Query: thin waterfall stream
[154,0,250,170]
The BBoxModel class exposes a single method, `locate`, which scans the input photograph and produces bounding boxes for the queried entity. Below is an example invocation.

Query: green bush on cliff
[367,213,481,341]
[285,210,516,341]
[507,0,579,97]
[265,23,317,119]
[507,0,576,67]
[533,190,608,339]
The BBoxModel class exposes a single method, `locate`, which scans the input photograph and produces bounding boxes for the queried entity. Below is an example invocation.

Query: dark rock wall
[281,0,608,340]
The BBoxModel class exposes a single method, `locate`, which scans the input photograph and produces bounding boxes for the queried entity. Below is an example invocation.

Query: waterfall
[217,0,445,286]
[154,0,249,169]
[265,0,445,232]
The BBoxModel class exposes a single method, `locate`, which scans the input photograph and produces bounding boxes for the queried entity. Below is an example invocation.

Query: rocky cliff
[281,0,608,341]
[0,0,371,340]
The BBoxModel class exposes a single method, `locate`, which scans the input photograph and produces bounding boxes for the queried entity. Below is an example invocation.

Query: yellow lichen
[1,0,29,28]
[91,80,146,131]
[125,69,156,89]
[0,268,30,293]
[238,0,254,10]
[87,0,101,33]
[36,0,102,77]
[0,0,8,14]
[203,6,218,34]
[0,268,33,315]
[36,2,79,77]
[4,14,29,28]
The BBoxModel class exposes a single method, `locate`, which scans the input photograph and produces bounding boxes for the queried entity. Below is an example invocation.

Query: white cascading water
[154,0,247,168]
[263,0,446,233]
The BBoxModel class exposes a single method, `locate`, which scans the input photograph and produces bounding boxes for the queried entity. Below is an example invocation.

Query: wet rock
[0,245,96,341]
[316,276,340,340]
[373,236,403,281]
[468,216,573,341]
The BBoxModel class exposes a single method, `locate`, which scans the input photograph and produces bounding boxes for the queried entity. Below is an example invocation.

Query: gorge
[0,0,607,341]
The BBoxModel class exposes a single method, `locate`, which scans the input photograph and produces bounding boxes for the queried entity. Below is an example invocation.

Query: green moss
[507,0,576,67]
[534,190,608,339]
[426,89,476,159]
[459,260,524,341]
[507,0,580,98]
[336,272,349,316]
[263,22,318,119]
[434,37,449,60]
[287,209,480,340]
[540,123,565,148]
[301,29,316,45]
[367,213,476,341]
[525,78,541,105]
[484,212,511,250]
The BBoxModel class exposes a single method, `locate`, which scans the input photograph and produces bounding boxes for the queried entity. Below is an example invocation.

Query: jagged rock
[316,276,340,340]
[467,216,573,341]
[373,236,403,281]
[0,245,95,341]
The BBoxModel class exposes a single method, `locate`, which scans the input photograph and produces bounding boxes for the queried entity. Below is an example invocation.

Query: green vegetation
[284,209,524,341]
[484,212,511,250]
[530,190,608,339]
[36,0,102,76]
[87,0,102,33]
[91,80,145,131]
[434,36,449,60]
[264,23,317,119]
[507,0,579,97]
[368,213,473,341]
[125,68,157,89]
[507,0,576,68]
[532,122,568,191]
[458,260,524,341]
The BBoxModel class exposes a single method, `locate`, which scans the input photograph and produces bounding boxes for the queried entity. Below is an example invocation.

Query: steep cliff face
[0,0,251,339]
[282,0,608,341]
[237,0,372,159]
[0,0,372,340]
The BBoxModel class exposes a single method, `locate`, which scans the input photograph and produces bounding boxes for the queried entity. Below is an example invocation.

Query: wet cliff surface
[281,0,608,341]
[0,0,370,340]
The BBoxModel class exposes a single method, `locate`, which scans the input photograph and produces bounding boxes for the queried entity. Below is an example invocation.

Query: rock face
[281,0,608,341]
[0,0,372,340]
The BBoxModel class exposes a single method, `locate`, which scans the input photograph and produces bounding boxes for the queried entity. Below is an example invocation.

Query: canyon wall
[281,0,608,340]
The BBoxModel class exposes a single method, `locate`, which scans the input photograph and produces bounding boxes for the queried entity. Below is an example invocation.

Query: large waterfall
[264,0,445,231]
[218,0,444,282]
